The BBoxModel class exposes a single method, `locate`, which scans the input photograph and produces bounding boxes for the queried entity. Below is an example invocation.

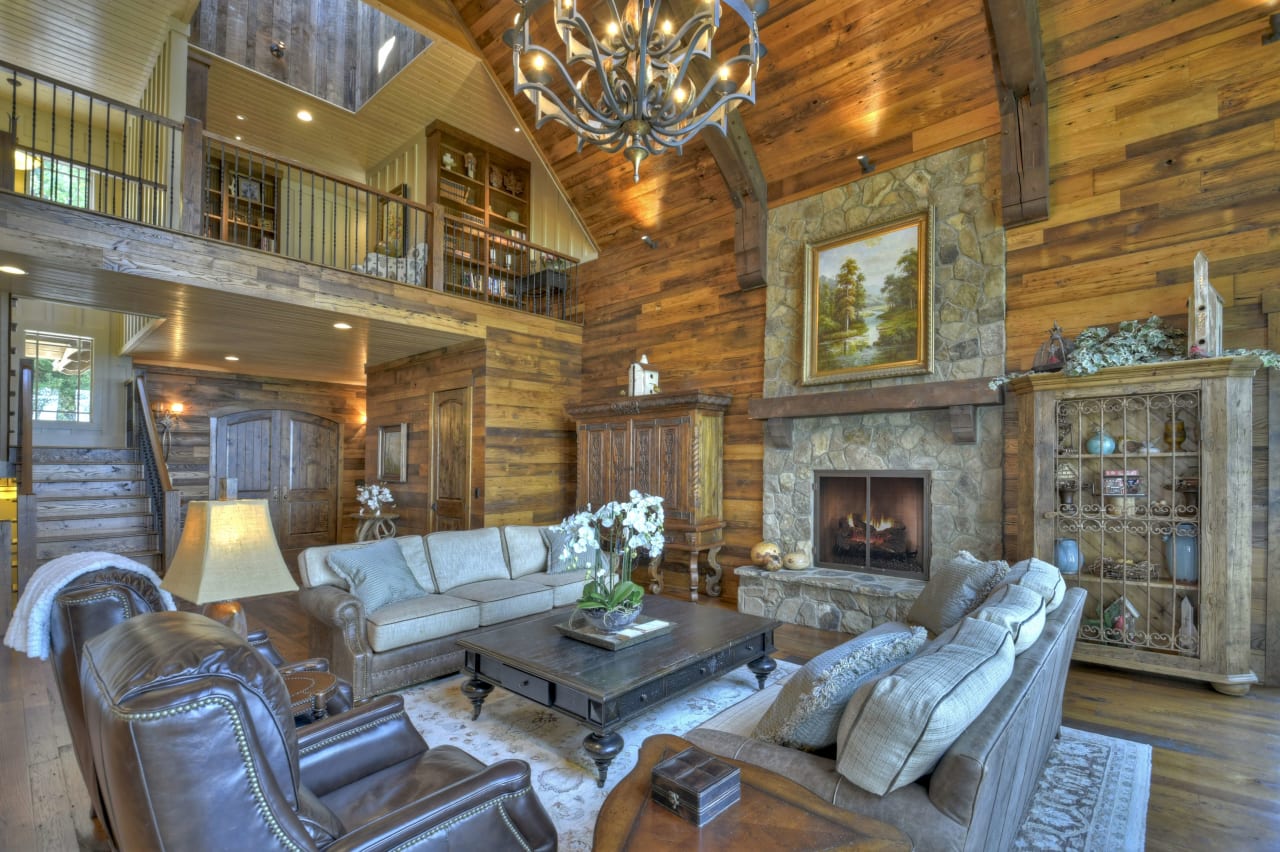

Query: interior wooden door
[430,388,471,532]
[212,410,340,559]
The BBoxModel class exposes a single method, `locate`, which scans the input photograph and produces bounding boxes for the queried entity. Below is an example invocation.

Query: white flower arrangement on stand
[356,483,394,516]
[554,490,665,630]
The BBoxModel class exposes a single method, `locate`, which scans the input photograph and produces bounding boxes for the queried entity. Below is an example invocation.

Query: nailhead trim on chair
[87,667,306,852]
[71,591,136,617]
[387,789,539,852]
[297,709,408,754]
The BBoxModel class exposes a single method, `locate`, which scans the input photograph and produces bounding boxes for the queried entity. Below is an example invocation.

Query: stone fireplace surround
[741,140,1008,633]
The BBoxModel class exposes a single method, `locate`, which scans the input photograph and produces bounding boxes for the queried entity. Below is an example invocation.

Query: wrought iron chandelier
[504,0,768,181]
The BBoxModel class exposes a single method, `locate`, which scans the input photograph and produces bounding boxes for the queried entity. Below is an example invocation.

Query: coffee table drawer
[664,660,718,695]
[476,655,553,705]
[617,683,665,717]
[500,665,552,704]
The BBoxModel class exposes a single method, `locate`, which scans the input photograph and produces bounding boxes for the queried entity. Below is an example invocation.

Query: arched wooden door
[430,388,471,532]
[211,409,340,560]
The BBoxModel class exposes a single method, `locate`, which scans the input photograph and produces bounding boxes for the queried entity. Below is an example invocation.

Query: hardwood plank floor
[2,589,1277,851]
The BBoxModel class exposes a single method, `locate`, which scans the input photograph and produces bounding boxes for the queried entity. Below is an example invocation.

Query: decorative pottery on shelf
[1085,430,1116,455]
[1054,538,1081,575]
[1163,523,1199,582]
[1164,420,1188,451]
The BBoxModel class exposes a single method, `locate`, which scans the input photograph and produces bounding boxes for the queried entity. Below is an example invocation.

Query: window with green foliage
[27,155,91,209]
[26,331,93,422]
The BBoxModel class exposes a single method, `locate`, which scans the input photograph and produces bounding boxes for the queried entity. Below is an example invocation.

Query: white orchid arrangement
[356,483,394,514]
[555,490,665,613]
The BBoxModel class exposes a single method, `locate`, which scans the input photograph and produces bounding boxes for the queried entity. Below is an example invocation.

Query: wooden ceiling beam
[702,112,769,291]
[985,0,1049,226]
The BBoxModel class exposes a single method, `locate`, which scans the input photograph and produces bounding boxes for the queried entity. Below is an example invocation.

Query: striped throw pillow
[326,538,424,613]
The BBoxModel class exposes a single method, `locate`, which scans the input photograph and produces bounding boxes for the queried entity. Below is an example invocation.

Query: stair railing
[15,358,36,592]
[127,374,181,569]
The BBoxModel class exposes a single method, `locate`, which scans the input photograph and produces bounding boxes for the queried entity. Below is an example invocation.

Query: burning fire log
[835,512,909,556]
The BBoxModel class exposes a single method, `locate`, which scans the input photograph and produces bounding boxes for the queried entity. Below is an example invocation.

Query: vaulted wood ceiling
[440,0,1005,238]
[0,0,1019,384]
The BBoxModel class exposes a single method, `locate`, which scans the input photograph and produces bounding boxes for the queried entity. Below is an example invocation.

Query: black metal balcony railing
[2,62,182,230]
[1,60,580,323]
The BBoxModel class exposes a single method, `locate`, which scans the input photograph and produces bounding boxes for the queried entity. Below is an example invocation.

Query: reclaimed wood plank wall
[1002,0,1280,679]
[137,364,366,540]
[449,0,1003,600]
[364,328,580,535]
[190,0,429,110]
[366,341,485,535]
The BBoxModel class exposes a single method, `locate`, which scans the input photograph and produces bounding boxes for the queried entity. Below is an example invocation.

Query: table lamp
[161,499,298,637]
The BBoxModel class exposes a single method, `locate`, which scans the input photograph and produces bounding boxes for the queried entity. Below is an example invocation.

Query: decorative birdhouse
[1188,251,1223,357]
[1032,322,1075,372]
[628,355,659,396]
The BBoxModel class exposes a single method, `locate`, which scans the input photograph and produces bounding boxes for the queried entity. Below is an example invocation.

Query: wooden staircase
[28,447,162,570]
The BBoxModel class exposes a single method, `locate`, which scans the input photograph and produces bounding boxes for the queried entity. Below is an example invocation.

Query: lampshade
[162,499,297,607]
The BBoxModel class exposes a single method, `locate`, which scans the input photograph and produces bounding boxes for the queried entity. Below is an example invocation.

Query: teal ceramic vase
[1085,430,1116,455]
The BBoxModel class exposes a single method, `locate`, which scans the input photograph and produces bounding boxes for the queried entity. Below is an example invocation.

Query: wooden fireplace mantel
[747,378,1004,447]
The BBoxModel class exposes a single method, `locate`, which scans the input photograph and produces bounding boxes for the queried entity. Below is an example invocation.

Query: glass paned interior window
[26,331,93,422]
[26,155,91,209]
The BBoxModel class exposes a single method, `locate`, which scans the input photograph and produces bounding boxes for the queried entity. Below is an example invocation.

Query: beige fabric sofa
[687,587,1085,852]
[298,526,585,702]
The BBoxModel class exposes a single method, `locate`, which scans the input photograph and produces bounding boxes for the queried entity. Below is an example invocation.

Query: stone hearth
[736,566,923,634]
[760,138,1007,571]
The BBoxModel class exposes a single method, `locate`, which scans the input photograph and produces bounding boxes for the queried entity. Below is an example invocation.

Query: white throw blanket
[3,551,175,659]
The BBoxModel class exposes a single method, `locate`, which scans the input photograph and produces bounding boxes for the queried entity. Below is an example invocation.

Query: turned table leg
[461,677,494,720]
[584,730,624,788]
[747,655,777,690]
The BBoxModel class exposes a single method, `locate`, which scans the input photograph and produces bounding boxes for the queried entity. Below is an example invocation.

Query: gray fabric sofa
[298,526,584,703]
[686,587,1086,852]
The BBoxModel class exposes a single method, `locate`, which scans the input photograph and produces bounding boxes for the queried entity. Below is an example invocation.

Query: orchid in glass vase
[356,483,394,515]
[554,491,665,630]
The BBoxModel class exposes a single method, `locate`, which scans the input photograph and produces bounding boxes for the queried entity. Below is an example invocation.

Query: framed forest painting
[802,211,933,384]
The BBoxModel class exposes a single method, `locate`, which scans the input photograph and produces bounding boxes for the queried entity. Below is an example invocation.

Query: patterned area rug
[399,663,1150,851]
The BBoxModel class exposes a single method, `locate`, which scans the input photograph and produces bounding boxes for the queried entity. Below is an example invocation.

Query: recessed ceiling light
[297,109,313,122]
[236,114,245,121]
[234,135,242,141]
[514,126,521,133]
[334,322,352,330]
[224,355,240,361]
[0,265,27,275]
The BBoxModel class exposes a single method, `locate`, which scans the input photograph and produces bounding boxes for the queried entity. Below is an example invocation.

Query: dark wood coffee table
[457,596,779,787]
[594,734,913,851]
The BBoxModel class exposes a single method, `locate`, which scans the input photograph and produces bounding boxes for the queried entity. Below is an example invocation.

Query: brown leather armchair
[48,567,355,848]
[80,611,558,851]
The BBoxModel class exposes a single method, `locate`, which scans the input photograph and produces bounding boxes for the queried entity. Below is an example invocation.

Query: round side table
[350,512,400,542]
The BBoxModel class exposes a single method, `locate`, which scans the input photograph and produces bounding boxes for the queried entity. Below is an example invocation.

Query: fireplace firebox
[814,470,930,579]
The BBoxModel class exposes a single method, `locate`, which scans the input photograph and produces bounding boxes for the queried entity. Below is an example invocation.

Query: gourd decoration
[750,541,782,571]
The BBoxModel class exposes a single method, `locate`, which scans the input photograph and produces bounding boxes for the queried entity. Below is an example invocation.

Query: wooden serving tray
[556,615,675,650]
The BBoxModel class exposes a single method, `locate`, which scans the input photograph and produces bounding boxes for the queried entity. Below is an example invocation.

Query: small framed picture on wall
[378,423,408,483]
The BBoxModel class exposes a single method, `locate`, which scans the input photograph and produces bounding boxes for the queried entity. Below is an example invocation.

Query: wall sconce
[270,40,287,58]
[856,154,875,174]
[154,402,184,460]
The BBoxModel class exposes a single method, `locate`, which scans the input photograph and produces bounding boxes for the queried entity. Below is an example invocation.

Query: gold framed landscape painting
[803,212,933,385]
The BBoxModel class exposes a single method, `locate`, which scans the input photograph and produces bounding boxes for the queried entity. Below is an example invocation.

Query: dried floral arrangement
[990,315,1280,389]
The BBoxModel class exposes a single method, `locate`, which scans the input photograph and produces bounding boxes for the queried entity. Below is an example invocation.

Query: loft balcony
[0,61,582,324]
